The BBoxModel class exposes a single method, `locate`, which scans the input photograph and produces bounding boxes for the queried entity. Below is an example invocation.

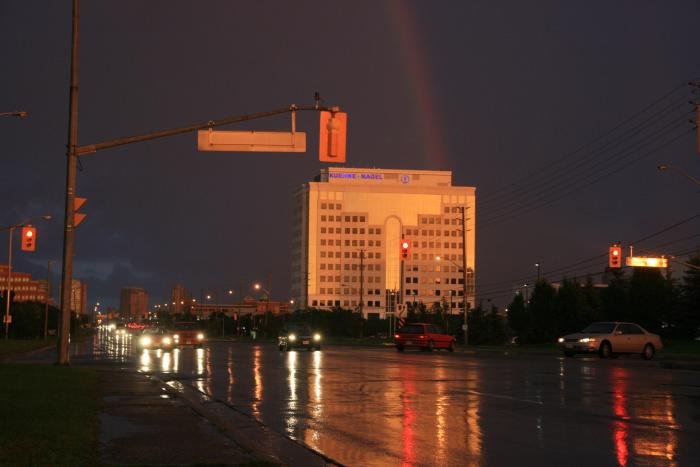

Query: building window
[321,203,327,209]
[336,203,341,210]
[321,227,326,233]
[321,215,327,221]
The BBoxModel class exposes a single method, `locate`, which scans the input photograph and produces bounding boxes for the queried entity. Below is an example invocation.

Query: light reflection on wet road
[90,329,700,466]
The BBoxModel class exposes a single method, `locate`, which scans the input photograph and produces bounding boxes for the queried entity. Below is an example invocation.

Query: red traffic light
[21,226,37,252]
[401,240,410,259]
[608,245,622,268]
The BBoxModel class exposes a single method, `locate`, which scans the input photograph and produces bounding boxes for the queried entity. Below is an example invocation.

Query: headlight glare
[579,337,596,343]
[313,333,321,341]
[289,334,297,342]
[197,333,204,340]
[140,336,151,346]
[558,337,564,343]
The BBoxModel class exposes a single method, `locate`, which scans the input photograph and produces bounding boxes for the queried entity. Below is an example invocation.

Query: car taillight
[419,335,426,339]
[394,334,400,339]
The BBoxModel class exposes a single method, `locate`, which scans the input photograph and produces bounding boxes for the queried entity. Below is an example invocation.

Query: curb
[151,373,342,466]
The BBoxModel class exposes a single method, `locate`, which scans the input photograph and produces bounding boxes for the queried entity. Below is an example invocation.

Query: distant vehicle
[278,323,322,351]
[138,328,173,350]
[394,323,456,352]
[172,322,206,347]
[558,321,663,359]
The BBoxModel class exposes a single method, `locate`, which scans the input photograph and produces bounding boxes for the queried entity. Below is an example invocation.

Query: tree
[678,254,700,338]
[628,267,667,332]
[507,293,530,342]
[529,281,557,343]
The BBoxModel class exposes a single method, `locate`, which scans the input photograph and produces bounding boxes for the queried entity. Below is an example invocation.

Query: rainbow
[387,0,448,169]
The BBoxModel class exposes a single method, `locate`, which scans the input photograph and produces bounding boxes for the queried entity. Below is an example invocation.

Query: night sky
[2,1,699,310]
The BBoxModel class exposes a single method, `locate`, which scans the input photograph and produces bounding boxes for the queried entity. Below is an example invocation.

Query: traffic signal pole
[58,0,343,364]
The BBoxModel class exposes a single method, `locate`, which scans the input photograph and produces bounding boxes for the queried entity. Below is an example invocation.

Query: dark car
[557,321,663,359]
[172,322,206,347]
[278,324,322,351]
[394,323,456,352]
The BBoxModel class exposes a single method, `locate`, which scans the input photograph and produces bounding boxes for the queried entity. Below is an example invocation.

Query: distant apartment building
[170,283,191,314]
[291,167,476,319]
[120,287,148,321]
[0,264,50,303]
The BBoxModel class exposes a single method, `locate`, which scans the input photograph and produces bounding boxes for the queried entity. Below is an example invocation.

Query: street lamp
[535,262,541,282]
[3,215,52,339]
[658,164,700,187]
[0,110,28,118]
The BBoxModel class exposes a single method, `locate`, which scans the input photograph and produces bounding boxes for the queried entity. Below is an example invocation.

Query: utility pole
[359,249,365,318]
[58,0,80,364]
[44,260,52,340]
[460,206,469,346]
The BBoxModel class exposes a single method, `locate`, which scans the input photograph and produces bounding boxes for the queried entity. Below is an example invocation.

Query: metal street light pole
[3,215,52,339]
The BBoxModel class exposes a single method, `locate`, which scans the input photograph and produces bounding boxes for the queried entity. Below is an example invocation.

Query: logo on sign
[400,174,411,184]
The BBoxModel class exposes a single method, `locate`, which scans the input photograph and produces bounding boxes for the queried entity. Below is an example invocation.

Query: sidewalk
[96,363,334,466]
[5,345,335,466]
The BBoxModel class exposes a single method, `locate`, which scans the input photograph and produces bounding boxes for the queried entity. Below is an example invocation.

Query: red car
[394,323,456,352]
[172,322,206,347]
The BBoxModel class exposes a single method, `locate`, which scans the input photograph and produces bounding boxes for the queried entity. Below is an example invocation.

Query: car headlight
[313,333,321,341]
[162,337,172,345]
[197,333,204,340]
[140,336,151,346]
[579,337,596,343]
[558,337,564,343]
[289,334,297,342]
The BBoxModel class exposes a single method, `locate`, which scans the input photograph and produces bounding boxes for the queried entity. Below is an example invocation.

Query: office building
[291,167,475,318]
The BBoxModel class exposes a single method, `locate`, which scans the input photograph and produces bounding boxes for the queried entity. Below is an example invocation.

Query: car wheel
[315,345,321,351]
[599,341,612,359]
[396,345,404,352]
[427,340,435,352]
[564,351,575,358]
[278,344,285,351]
[642,343,655,360]
[448,341,455,352]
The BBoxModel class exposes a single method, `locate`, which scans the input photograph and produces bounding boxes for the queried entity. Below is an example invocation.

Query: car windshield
[173,322,198,331]
[398,325,425,334]
[581,322,616,334]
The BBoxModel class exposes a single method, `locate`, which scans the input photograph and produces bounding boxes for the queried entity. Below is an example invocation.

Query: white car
[558,321,663,360]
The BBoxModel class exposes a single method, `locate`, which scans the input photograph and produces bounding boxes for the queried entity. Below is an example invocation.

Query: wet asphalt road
[88,330,700,466]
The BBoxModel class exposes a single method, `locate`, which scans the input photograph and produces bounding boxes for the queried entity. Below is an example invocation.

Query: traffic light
[319,110,347,163]
[401,240,410,259]
[21,226,37,252]
[609,245,622,268]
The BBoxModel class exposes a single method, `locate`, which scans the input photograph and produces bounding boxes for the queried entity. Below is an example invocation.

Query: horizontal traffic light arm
[75,104,342,157]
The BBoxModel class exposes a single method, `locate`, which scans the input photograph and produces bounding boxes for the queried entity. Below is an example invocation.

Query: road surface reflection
[101,334,695,467]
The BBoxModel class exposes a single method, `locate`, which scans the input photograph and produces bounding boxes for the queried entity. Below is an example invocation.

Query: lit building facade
[291,167,475,318]
[120,287,148,321]
[0,264,50,303]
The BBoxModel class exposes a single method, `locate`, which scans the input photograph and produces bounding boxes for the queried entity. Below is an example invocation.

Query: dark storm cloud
[2,1,699,308]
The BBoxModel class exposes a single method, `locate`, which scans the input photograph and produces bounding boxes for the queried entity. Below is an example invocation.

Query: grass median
[0,364,98,465]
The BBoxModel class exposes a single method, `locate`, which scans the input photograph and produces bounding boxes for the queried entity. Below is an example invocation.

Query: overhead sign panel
[197,130,306,152]
[626,256,668,268]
